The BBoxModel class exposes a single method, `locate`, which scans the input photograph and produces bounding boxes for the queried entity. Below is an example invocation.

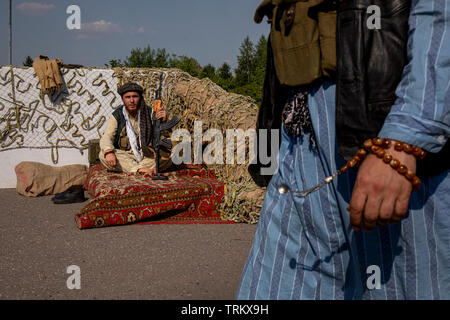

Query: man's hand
[155,109,167,122]
[105,151,117,167]
[137,167,156,175]
[348,142,416,231]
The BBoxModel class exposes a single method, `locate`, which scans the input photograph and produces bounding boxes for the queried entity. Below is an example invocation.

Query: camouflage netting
[112,67,266,224]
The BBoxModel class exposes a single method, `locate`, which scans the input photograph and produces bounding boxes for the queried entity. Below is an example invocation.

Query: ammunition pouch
[268,0,337,86]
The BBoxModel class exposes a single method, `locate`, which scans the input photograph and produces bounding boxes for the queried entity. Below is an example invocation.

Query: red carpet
[75,164,229,229]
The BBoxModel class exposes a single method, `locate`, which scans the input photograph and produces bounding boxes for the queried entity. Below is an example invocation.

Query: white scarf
[122,107,143,163]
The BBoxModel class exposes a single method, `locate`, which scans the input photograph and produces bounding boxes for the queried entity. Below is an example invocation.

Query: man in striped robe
[237,1,450,300]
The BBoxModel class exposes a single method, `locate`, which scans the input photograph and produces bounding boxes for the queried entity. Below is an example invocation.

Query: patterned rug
[75,164,229,229]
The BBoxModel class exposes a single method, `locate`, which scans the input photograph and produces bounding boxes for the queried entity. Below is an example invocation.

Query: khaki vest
[269,0,336,86]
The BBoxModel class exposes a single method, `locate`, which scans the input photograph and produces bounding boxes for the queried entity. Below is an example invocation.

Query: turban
[117,82,144,96]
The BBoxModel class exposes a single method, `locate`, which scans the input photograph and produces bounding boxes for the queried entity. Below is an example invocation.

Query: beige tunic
[99,111,172,174]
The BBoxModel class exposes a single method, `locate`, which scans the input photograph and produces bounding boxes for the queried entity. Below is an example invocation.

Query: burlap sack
[32,55,64,95]
[15,161,88,197]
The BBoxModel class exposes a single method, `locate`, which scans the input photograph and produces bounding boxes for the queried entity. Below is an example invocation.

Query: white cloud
[74,20,149,40]
[16,2,55,15]
[75,20,123,40]
[128,26,146,36]
[81,20,123,33]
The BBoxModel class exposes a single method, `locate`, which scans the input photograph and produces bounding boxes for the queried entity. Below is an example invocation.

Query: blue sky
[0,0,268,70]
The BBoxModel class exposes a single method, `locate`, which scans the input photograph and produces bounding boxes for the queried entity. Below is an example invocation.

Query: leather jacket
[338,0,449,178]
[249,0,449,187]
[336,0,411,159]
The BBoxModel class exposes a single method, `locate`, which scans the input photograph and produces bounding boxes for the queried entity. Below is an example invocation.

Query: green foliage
[23,56,33,67]
[200,64,216,80]
[231,82,262,104]
[170,55,203,78]
[124,46,155,68]
[217,62,232,80]
[106,35,267,102]
[235,36,256,87]
[105,59,124,68]
[205,62,233,91]
[215,77,235,91]
[232,35,267,103]
[155,48,170,68]
[253,35,268,87]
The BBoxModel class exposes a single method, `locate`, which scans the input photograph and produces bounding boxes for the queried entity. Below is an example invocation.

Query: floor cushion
[75,164,225,229]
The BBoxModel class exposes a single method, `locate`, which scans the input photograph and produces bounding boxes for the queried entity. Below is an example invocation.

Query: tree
[214,62,234,91]
[101,36,268,102]
[171,55,202,77]
[124,45,155,68]
[23,56,33,67]
[155,48,170,68]
[231,35,267,102]
[200,64,216,80]
[253,35,268,87]
[217,62,233,80]
[231,82,261,103]
[235,36,256,86]
[105,59,124,68]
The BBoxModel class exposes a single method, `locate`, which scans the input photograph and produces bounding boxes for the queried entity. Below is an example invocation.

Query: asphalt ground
[0,189,257,300]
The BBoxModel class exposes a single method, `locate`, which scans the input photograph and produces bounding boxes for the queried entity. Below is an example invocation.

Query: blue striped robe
[237,0,450,300]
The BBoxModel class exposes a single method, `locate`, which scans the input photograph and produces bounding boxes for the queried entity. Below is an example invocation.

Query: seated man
[99,82,172,175]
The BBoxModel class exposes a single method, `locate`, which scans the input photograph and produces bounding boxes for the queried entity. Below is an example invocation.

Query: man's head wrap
[117,82,144,97]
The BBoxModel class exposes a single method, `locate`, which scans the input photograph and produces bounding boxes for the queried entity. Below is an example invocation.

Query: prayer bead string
[278,138,426,197]
[340,138,425,191]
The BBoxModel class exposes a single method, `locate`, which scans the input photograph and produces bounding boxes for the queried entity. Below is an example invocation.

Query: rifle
[151,74,180,180]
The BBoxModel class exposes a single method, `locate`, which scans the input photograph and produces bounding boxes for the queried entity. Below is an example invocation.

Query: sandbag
[15,161,88,197]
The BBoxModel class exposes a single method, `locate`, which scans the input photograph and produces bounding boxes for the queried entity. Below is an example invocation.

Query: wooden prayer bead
[405,170,415,181]
[353,155,363,163]
[397,165,408,175]
[373,138,384,146]
[381,139,391,149]
[371,145,381,153]
[412,147,422,157]
[394,142,404,152]
[363,139,374,150]
[340,164,350,173]
[418,150,427,160]
[390,159,400,169]
[376,149,386,158]
[348,159,358,168]
[357,148,368,158]
[383,154,393,164]
[412,176,421,189]
[402,143,413,154]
